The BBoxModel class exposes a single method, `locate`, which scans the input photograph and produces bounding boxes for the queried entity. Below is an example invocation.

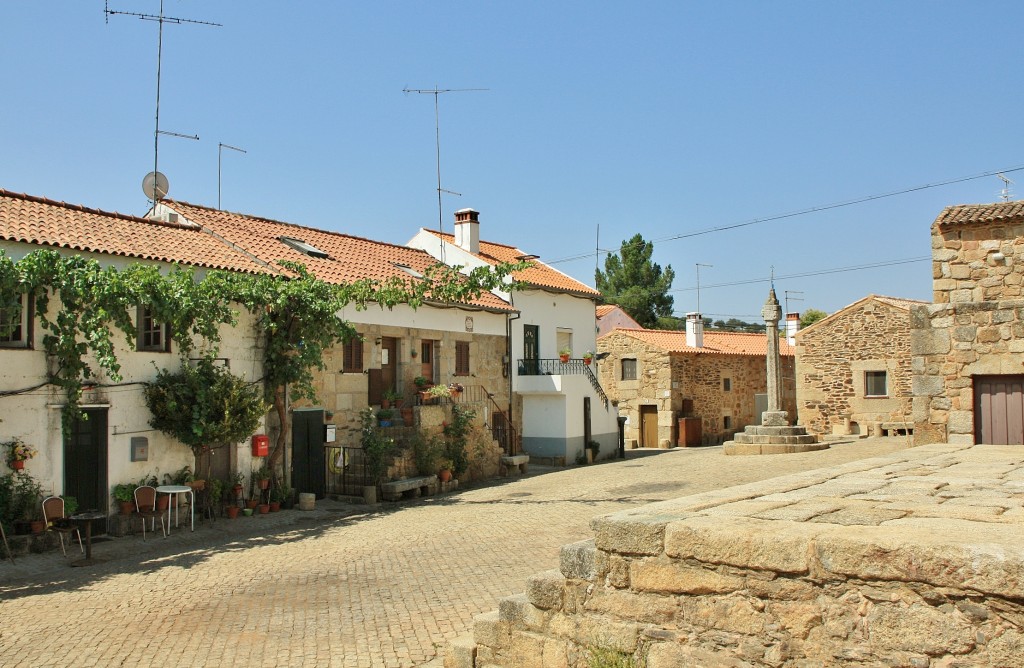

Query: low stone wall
[449,443,1024,667]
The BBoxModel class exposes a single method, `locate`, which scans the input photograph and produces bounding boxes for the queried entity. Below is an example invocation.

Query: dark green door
[64,408,108,518]
[522,324,539,375]
[291,409,326,498]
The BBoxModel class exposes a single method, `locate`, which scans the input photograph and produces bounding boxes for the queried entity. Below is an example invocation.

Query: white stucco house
[408,208,619,464]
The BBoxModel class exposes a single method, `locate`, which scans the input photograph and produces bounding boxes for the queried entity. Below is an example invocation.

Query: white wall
[338,301,506,336]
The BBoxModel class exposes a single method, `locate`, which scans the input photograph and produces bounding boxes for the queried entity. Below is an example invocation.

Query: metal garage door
[974,375,1024,445]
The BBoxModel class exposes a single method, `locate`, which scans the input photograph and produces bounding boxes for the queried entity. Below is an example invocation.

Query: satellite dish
[142,171,170,200]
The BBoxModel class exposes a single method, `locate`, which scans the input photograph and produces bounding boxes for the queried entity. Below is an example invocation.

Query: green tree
[144,358,267,479]
[799,308,828,329]
[595,234,674,329]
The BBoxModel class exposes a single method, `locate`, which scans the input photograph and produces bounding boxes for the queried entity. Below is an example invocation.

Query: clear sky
[3,1,1023,322]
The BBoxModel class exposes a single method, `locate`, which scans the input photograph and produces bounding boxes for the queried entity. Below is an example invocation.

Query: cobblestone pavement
[0,438,907,667]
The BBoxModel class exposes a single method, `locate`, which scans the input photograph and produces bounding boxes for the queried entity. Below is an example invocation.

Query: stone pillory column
[761,287,786,426]
[722,287,825,455]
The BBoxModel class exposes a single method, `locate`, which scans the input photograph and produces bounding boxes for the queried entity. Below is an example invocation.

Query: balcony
[516,358,608,406]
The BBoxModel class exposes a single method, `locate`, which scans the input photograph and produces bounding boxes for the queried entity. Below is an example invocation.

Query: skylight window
[279,236,329,259]
[394,263,423,279]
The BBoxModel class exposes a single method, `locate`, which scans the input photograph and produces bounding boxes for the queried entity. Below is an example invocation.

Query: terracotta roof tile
[0,189,268,273]
[165,201,513,312]
[596,304,616,318]
[425,230,601,297]
[605,328,793,357]
[934,201,1024,228]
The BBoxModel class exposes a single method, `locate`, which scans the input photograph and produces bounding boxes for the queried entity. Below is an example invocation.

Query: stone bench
[381,475,438,502]
[501,454,529,477]
[881,421,913,437]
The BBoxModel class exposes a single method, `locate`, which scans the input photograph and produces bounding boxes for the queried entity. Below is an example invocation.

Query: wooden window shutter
[343,338,363,373]
[455,341,470,376]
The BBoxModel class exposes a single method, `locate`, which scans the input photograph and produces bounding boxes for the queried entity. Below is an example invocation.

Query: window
[723,415,732,430]
[342,338,364,373]
[137,306,170,352]
[865,371,888,397]
[455,341,470,376]
[421,340,433,364]
[722,378,731,392]
[621,358,637,381]
[279,236,329,259]
[0,294,31,348]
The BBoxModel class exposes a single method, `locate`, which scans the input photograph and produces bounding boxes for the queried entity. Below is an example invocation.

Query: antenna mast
[105,0,221,203]
[218,142,247,210]
[403,86,487,261]
[695,263,713,314]
[998,173,1014,202]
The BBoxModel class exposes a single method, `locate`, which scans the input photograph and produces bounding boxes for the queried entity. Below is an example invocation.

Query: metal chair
[41,496,83,557]
[134,486,167,540]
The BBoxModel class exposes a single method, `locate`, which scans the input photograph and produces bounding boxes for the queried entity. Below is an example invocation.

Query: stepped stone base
[723,411,826,455]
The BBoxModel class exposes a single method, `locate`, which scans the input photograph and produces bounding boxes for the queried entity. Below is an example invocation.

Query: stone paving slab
[0,438,910,667]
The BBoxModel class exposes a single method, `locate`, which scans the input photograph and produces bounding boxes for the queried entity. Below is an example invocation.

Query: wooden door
[640,405,658,448]
[420,340,436,384]
[291,409,326,498]
[975,375,1024,445]
[381,336,398,392]
[64,408,108,519]
[523,325,539,375]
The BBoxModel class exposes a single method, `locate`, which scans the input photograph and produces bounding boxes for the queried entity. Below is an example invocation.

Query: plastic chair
[41,496,83,557]
[134,486,167,540]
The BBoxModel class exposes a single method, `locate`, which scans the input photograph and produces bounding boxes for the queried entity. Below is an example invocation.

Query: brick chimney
[786,312,800,345]
[454,208,480,254]
[685,312,704,348]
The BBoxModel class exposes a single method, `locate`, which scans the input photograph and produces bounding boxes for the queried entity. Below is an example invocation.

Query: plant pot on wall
[10,460,24,470]
[438,468,452,483]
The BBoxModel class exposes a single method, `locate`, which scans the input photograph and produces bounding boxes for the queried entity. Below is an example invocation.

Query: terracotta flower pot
[258,478,270,490]
[119,500,135,516]
[11,459,25,470]
[225,505,240,519]
[269,501,281,512]
[246,499,258,510]
[583,358,592,366]
[559,354,570,363]
[157,494,170,511]
[233,484,243,497]
[439,468,452,483]
[30,520,46,534]
[258,503,270,514]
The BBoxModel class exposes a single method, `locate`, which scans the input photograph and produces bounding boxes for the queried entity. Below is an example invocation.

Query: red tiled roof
[596,304,616,318]
[0,189,269,273]
[605,328,793,356]
[424,230,601,298]
[934,201,1024,228]
[165,201,513,312]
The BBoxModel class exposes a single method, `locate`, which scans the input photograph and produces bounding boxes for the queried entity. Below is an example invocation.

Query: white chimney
[786,312,800,345]
[685,312,704,348]
[454,208,480,254]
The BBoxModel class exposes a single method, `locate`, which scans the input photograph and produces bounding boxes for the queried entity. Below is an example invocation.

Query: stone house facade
[597,323,795,447]
[795,295,924,438]
[913,200,1024,445]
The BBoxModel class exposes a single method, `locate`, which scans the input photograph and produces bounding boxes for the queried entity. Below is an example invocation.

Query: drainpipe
[506,302,521,452]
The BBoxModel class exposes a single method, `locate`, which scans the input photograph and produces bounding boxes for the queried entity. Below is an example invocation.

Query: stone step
[732,433,819,445]
[724,442,831,455]
[742,425,811,437]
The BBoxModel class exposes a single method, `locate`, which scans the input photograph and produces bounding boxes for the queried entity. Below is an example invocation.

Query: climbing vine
[0,249,525,452]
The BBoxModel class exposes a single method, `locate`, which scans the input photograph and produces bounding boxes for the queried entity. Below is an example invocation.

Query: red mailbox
[251,434,270,457]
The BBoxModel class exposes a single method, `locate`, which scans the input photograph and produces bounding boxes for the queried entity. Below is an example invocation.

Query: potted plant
[586,440,601,464]
[112,483,136,515]
[582,351,594,365]
[559,347,572,363]
[254,465,272,490]
[438,458,454,483]
[414,376,430,390]
[4,438,38,471]
[377,408,395,427]
[225,503,240,519]
[230,472,244,498]
[360,407,395,505]
[427,384,452,400]
[269,485,283,512]
[382,388,401,409]
[447,382,464,399]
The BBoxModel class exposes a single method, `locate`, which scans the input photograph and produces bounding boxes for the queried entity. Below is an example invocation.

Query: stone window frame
[621,358,638,381]
[723,415,732,430]
[722,377,732,392]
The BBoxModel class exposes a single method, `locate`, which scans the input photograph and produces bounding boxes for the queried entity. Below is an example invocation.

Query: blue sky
[3,1,1023,321]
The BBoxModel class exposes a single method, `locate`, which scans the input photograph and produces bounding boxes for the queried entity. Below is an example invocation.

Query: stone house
[596,304,641,336]
[795,295,925,438]
[408,209,619,465]
[913,200,1024,445]
[157,200,518,492]
[597,316,796,447]
[0,189,269,512]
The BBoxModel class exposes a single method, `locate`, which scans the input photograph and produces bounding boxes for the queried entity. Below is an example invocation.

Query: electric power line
[669,256,930,293]
[550,164,1024,266]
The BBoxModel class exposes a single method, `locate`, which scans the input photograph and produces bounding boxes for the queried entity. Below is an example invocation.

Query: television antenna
[403,86,488,261]
[997,173,1014,202]
[218,143,247,210]
[784,290,804,316]
[105,0,221,203]
[695,263,713,314]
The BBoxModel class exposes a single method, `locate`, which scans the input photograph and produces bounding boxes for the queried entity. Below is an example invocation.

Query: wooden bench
[381,475,438,502]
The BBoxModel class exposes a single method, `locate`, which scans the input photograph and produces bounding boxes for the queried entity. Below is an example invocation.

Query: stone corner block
[527,569,565,611]
[498,593,532,625]
[665,516,821,574]
[444,634,477,668]
[560,539,597,581]
[592,514,666,556]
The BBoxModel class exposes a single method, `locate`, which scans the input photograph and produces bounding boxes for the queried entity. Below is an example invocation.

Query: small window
[342,338,364,373]
[865,371,888,397]
[279,236,329,259]
[723,415,732,430]
[137,306,170,352]
[421,340,433,364]
[0,294,31,348]
[455,341,470,376]
[722,378,731,392]
[621,358,637,381]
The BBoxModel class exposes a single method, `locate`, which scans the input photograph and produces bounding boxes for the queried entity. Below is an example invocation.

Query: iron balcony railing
[517,358,609,407]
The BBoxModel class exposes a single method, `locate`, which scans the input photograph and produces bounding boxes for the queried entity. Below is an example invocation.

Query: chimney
[786,312,800,345]
[453,208,480,254]
[685,312,704,348]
